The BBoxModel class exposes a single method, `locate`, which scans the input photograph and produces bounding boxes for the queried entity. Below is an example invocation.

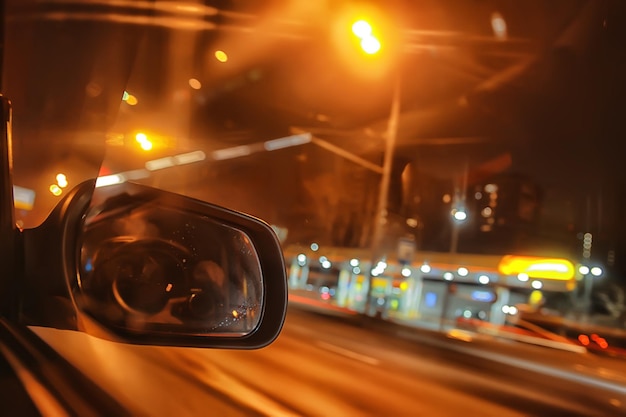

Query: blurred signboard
[14,185,35,210]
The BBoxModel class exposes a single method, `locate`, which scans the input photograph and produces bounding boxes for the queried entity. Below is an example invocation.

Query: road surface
[33,305,626,416]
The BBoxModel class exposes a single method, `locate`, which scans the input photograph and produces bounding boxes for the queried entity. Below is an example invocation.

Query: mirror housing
[20,181,287,349]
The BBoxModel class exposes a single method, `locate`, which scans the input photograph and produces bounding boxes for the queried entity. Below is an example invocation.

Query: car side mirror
[21,181,287,349]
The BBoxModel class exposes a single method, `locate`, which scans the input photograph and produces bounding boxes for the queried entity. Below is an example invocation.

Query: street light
[351,20,381,55]
[331,8,398,80]
[351,18,402,316]
[135,132,153,151]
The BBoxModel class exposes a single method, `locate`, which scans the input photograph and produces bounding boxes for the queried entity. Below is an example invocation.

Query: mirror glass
[76,183,263,337]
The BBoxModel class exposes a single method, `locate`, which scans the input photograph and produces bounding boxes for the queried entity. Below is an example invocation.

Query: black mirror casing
[21,180,288,349]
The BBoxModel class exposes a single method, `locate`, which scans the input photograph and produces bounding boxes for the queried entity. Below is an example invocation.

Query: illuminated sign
[424,292,438,308]
[471,290,496,303]
[14,185,35,210]
[498,255,575,281]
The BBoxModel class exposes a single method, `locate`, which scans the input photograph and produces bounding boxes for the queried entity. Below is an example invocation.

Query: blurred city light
[350,258,359,267]
[188,78,202,90]
[579,265,590,275]
[122,90,138,106]
[264,133,312,151]
[351,20,372,38]
[145,156,175,171]
[211,145,251,160]
[517,273,529,282]
[351,19,381,55]
[484,183,498,193]
[371,260,387,277]
[56,173,68,188]
[452,209,467,221]
[310,243,319,251]
[578,334,590,346]
[49,184,62,196]
[457,267,469,277]
[502,305,518,315]
[174,150,206,165]
[144,150,206,172]
[583,232,593,259]
[13,186,36,211]
[360,35,381,54]
[590,267,603,277]
[420,264,432,274]
[443,272,454,281]
[490,12,507,39]
[401,267,411,277]
[135,132,153,151]
[215,50,228,62]
[95,173,125,188]
[531,280,543,289]
[499,255,575,280]
[478,275,490,285]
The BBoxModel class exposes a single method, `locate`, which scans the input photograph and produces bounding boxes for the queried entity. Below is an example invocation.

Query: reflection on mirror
[76,183,263,337]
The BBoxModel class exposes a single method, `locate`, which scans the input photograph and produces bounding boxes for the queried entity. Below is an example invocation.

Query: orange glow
[351,19,381,54]
[188,78,202,90]
[135,132,153,151]
[591,334,609,349]
[214,50,228,63]
[330,5,398,80]
[498,255,575,281]
[122,91,138,105]
[578,334,590,346]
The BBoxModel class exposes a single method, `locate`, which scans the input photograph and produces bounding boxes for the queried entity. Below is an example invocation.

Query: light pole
[369,73,401,260]
[350,17,402,315]
[364,72,401,316]
[449,160,469,253]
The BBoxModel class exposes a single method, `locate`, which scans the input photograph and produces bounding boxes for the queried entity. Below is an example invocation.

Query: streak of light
[315,341,380,366]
